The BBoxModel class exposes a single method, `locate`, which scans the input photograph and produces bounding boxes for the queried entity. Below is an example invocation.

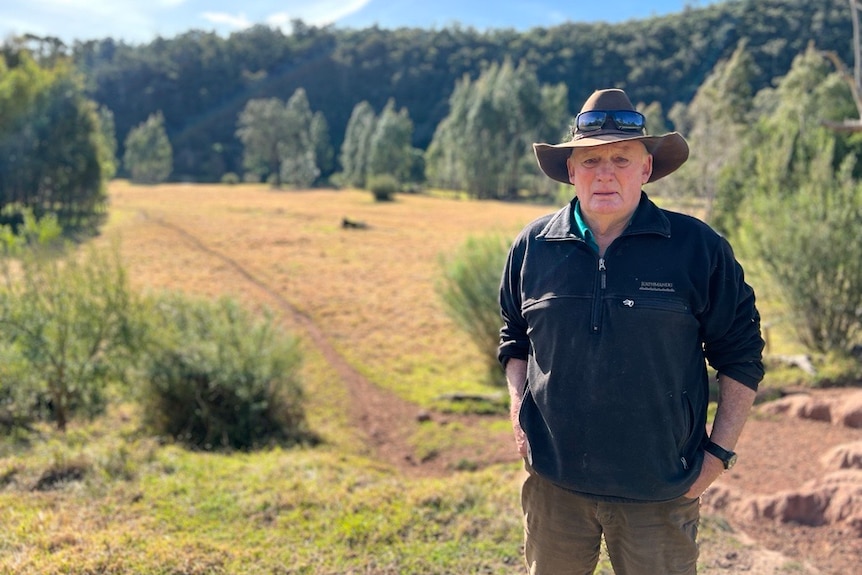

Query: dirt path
[146,213,513,477]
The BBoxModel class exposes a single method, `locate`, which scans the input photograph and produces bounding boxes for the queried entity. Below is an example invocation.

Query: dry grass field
[98,181,553,468]
[103,181,545,403]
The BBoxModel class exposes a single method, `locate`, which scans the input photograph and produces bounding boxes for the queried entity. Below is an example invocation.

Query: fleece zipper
[591,257,606,334]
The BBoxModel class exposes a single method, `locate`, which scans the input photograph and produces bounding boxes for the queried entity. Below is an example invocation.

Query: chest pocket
[618,296,689,314]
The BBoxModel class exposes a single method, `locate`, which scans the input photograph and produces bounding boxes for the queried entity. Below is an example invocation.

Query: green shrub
[0,206,63,256]
[739,144,862,356]
[0,244,139,431]
[367,173,399,201]
[139,294,310,450]
[436,234,510,387]
[221,172,240,185]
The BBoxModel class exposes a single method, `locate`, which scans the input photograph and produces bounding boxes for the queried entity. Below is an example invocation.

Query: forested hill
[72,0,851,182]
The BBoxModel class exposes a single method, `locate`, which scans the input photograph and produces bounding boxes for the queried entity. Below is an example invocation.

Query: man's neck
[582,211,635,255]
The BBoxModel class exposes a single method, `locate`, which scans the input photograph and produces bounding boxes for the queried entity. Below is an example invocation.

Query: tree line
[437,41,862,387]
[61,0,851,184]
[0,0,856,213]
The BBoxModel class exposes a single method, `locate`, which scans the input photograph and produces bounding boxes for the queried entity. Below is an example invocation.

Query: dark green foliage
[139,294,310,450]
[436,235,510,387]
[66,0,850,183]
[97,105,118,179]
[0,51,111,235]
[367,174,399,201]
[744,163,862,355]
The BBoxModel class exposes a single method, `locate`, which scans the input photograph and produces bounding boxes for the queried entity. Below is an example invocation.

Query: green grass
[0,414,526,574]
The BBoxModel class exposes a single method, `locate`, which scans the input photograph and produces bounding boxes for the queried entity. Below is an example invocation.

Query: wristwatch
[704,441,738,470]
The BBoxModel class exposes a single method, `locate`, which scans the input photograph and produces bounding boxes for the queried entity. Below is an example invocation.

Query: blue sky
[1,0,725,46]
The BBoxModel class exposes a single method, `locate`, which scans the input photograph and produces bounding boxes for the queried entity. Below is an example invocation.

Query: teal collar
[573,200,599,253]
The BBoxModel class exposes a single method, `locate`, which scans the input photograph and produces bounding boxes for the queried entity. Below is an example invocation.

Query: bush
[367,173,399,201]
[221,172,240,185]
[0,244,139,431]
[0,206,63,255]
[738,141,862,356]
[436,234,510,387]
[139,294,310,450]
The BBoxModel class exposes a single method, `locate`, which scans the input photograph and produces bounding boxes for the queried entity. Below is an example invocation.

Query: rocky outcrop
[822,441,862,470]
[758,391,862,429]
[705,440,862,536]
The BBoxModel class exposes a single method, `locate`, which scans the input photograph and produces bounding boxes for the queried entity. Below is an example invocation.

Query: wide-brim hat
[533,88,689,184]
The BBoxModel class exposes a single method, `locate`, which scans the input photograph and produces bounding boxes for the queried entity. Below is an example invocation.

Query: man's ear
[642,154,654,184]
[566,155,576,184]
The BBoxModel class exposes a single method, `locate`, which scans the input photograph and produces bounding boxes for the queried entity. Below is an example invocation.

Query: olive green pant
[521,467,700,575]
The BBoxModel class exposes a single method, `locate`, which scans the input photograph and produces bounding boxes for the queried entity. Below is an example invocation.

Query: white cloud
[264,0,373,29]
[195,1,372,35]
[26,0,141,19]
[2,0,159,43]
[3,0,375,43]
[201,11,253,30]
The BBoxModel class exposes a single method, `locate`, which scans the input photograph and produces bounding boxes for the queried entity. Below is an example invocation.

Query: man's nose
[596,158,615,176]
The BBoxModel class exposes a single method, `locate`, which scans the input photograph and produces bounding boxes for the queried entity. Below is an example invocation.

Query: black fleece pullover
[498,193,764,502]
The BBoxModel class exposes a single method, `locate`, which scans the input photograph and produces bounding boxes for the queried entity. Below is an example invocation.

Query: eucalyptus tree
[426,58,568,199]
[667,40,758,226]
[735,46,862,356]
[123,111,173,184]
[339,101,377,188]
[278,88,319,188]
[368,98,414,183]
[0,50,110,233]
[236,98,290,186]
[236,89,324,188]
[311,111,334,180]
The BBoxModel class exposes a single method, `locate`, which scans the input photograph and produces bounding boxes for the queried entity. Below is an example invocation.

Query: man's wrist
[704,440,738,470]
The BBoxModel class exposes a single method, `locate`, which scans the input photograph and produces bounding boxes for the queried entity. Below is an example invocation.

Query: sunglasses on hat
[574,110,646,134]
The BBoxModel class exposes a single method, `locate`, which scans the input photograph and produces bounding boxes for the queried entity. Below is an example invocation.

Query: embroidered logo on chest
[639,281,675,293]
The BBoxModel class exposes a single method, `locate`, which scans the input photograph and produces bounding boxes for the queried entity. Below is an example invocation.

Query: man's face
[566,141,653,222]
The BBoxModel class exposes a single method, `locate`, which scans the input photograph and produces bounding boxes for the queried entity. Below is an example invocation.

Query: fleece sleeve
[700,237,766,390]
[497,237,530,368]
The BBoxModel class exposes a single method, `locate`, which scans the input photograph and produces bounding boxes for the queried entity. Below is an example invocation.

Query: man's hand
[513,420,529,457]
[684,373,757,498]
[684,451,725,498]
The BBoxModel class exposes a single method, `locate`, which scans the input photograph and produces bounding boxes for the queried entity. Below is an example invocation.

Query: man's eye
[613,157,631,166]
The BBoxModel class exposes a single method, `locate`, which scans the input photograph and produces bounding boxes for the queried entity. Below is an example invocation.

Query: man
[498,88,764,575]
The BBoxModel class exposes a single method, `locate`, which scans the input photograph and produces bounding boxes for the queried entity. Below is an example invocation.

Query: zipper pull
[598,257,607,290]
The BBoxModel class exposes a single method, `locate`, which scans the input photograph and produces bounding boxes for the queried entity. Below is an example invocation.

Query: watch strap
[704,441,736,469]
